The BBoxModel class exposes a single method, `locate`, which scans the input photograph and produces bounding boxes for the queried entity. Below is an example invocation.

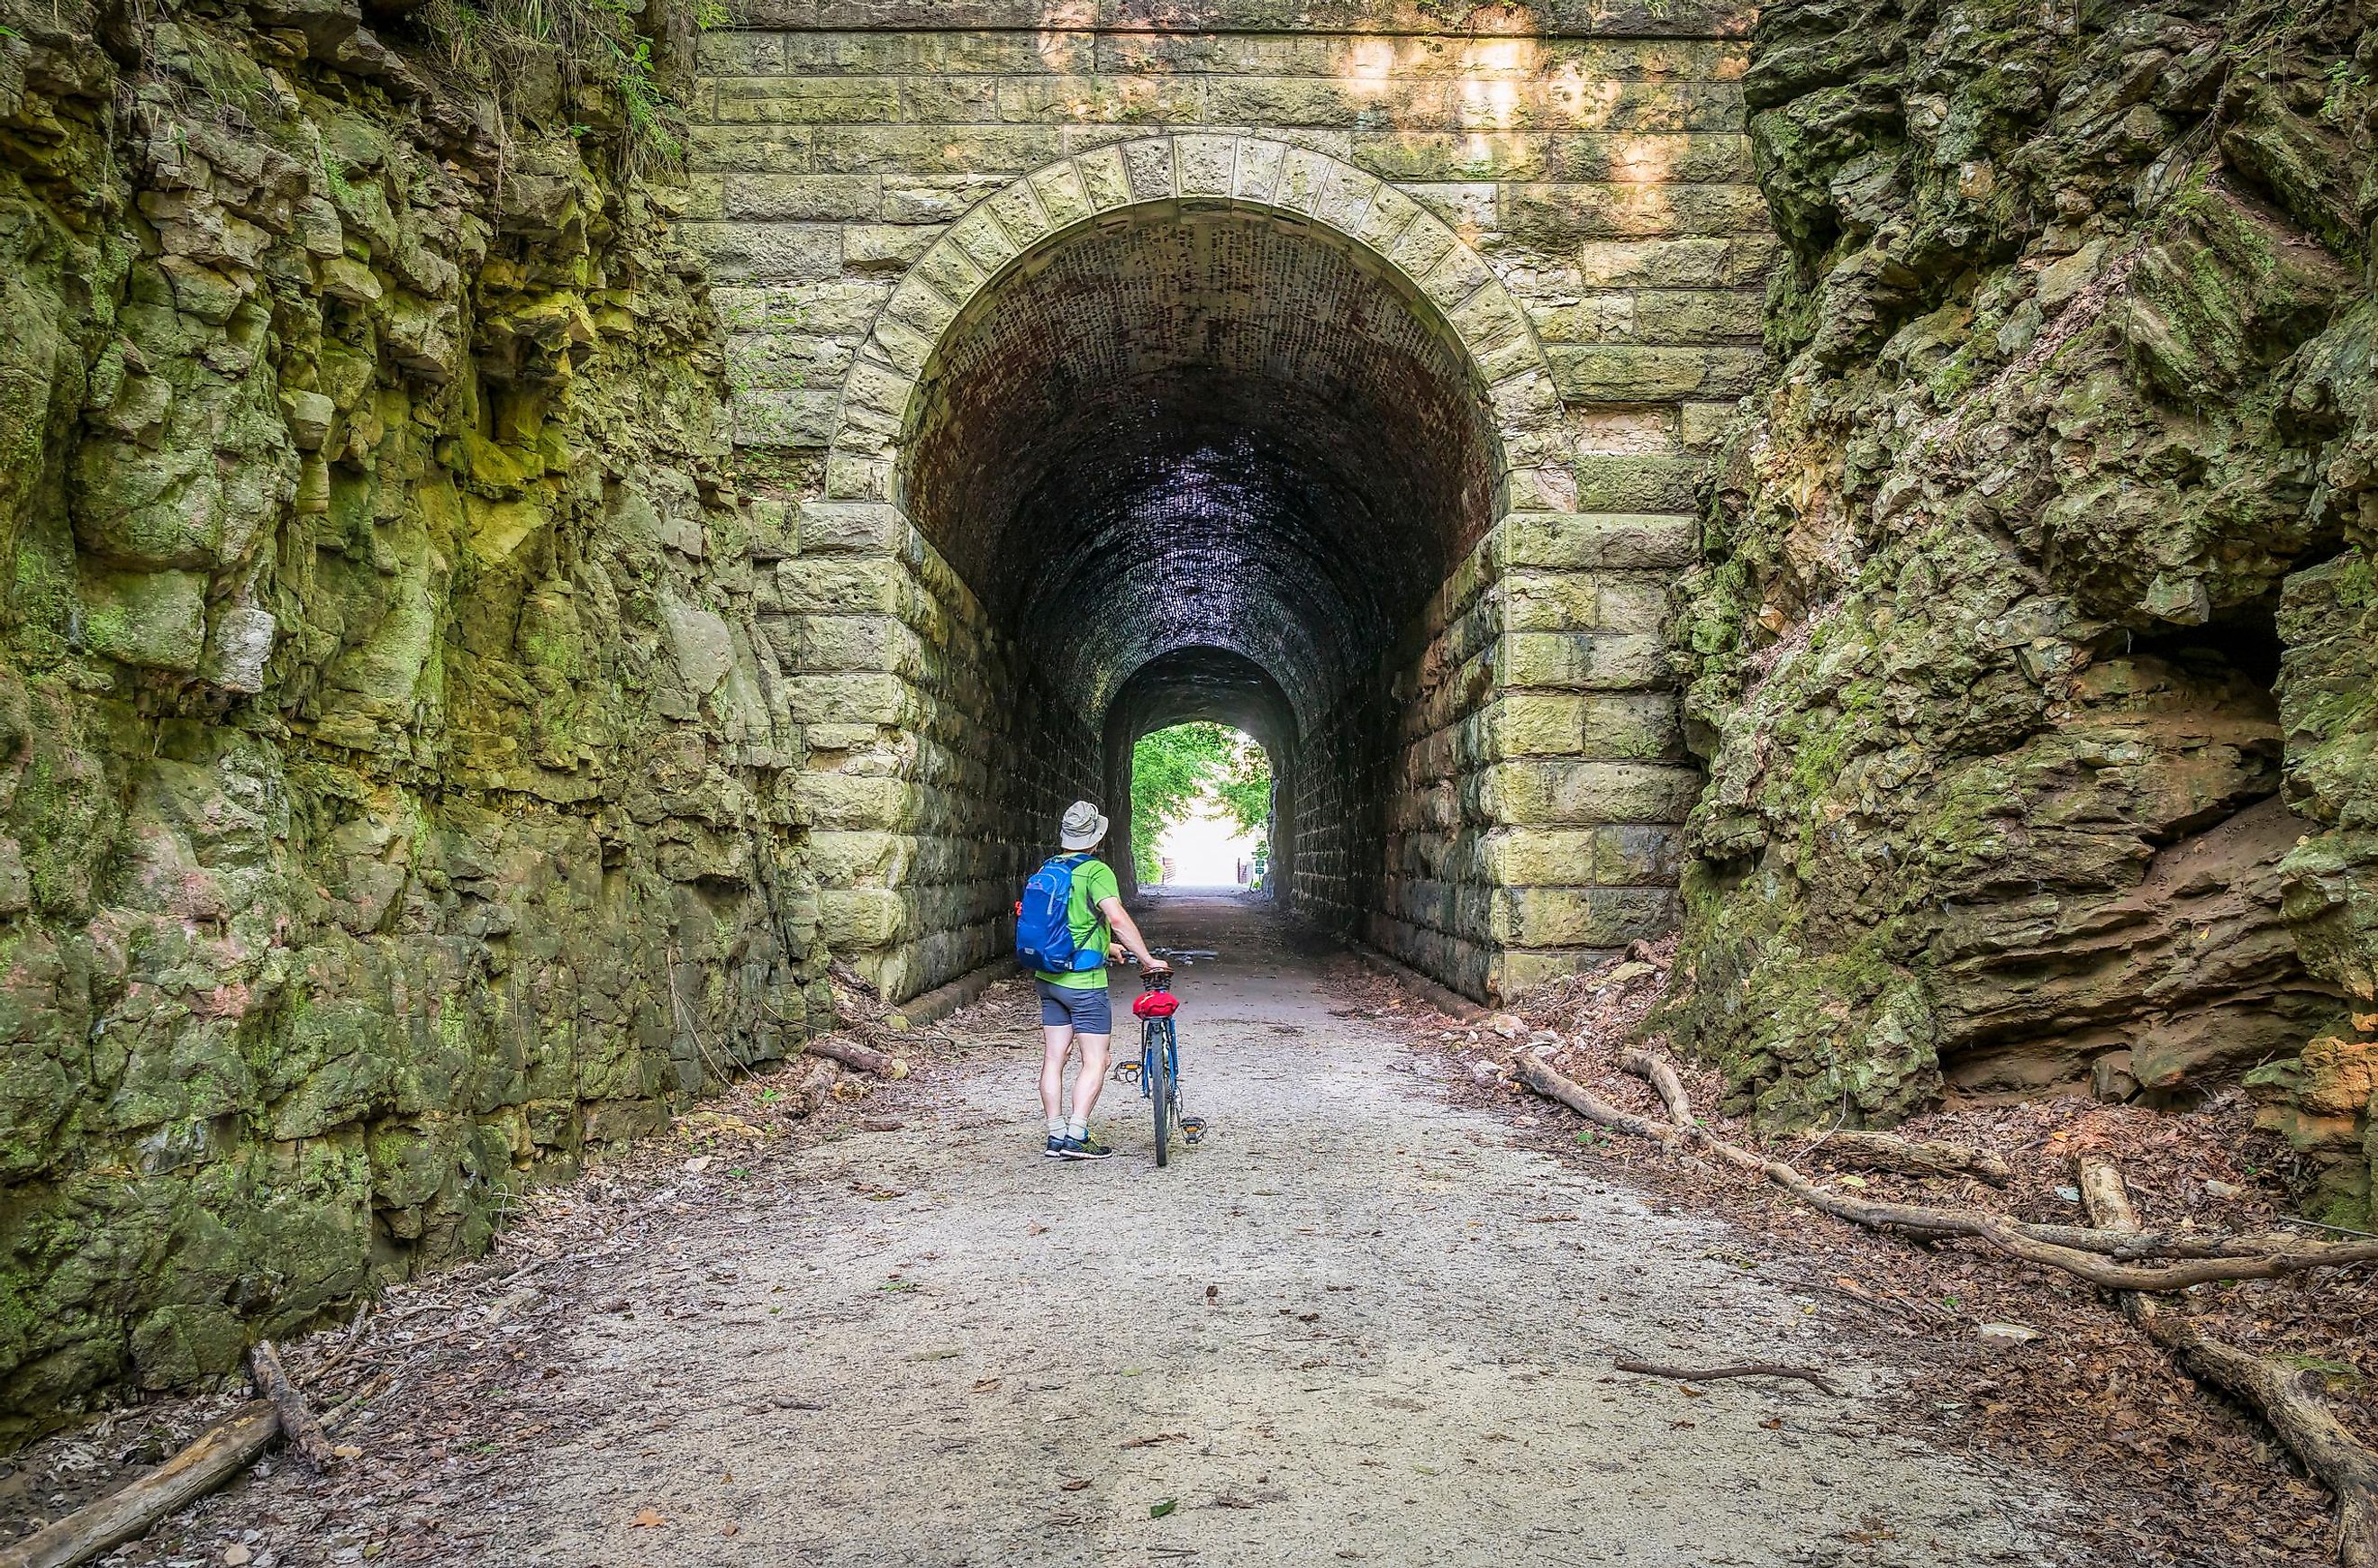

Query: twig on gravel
[1612,1357,1845,1397]
[1788,1277,1952,1325]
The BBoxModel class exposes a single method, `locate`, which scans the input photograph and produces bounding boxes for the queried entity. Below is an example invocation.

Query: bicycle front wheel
[1147,1019,1172,1167]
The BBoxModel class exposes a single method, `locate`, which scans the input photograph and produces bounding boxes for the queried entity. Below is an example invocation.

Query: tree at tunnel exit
[1130,725,1270,884]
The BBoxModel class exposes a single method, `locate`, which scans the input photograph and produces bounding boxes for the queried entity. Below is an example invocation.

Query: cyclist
[1034,800,1168,1160]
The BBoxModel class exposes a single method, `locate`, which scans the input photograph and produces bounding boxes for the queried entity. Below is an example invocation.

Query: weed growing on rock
[412,0,683,174]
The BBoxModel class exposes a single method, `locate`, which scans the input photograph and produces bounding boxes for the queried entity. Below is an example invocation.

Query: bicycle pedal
[1179,1116,1208,1144]
[1112,1062,1141,1083]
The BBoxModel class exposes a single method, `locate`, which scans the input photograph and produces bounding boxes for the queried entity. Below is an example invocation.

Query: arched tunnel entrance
[795,137,1693,1008]
[902,205,1496,947]
[1103,648,1296,905]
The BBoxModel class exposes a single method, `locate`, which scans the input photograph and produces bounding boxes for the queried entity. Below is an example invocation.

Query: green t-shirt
[1035,856,1119,990]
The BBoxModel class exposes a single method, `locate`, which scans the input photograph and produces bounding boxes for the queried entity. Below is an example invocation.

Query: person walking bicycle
[1013,801,1169,1159]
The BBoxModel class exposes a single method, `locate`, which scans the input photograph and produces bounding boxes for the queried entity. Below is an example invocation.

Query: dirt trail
[433,891,2074,1567]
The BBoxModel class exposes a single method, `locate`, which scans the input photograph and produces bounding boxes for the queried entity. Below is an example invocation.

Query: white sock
[1066,1115,1088,1140]
[1048,1115,1066,1137]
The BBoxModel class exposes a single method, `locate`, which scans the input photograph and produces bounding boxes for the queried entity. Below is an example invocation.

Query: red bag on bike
[1131,991,1179,1019]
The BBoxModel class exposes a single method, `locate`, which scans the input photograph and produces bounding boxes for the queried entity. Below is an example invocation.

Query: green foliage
[1129,723,1272,883]
[413,0,683,173]
[1214,742,1271,838]
[2322,59,2372,123]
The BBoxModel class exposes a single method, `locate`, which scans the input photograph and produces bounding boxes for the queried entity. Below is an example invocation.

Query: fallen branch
[0,1337,372,1568]
[2081,1157,2378,1567]
[1965,1217,2378,1292]
[246,1341,333,1473]
[1513,1053,1682,1150]
[0,1405,280,1568]
[1613,1356,1844,1397]
[1519,1049,2378,1556]
[1805,1129,2012,1186]
[803,1033,909,1079]
[1619,1047,1693,1128]
[2156,1325,2378,1565]
[1511,1051,2378,1295]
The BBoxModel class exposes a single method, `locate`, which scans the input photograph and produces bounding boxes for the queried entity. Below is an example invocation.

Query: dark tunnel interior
[898,205,1501,927]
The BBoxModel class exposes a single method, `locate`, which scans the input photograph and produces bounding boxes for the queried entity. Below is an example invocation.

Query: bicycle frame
[1141,1016,1178,1106]
[1132,973,1190,1166]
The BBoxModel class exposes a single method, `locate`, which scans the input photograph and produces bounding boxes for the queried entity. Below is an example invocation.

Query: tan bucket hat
[1059,800,1108,850]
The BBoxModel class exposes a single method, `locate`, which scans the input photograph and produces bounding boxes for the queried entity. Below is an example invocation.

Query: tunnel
[792,140,1691,1007]
[881,202,1500,992]
[1101,647,1299,906]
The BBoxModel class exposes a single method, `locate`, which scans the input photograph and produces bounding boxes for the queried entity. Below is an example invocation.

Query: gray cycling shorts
[1037,977,1112,1034]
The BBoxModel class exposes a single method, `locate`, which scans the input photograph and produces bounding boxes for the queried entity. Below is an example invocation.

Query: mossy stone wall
[0,0,826,1432]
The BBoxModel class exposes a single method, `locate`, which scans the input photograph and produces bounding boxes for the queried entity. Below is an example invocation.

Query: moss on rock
[0,0,824,1438]
[1662,0,2378,1209]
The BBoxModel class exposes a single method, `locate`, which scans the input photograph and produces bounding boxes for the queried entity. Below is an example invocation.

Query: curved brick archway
[818,134,1569,511]
[799,181,1533,1002]
[694,19,1767,1007]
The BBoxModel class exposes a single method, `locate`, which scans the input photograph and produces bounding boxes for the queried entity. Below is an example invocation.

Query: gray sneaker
[1058,1132,1114,1161]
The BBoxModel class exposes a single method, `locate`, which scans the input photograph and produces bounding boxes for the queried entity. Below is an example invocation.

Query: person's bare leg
[1069,1032,1112,1127]
[1040,1025,1075,1128]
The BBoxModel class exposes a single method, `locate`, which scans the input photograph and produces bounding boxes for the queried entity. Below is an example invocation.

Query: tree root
[0,1341,350,1568]
[1509,1047,2378,1563]
[2080,1156,2378,1568]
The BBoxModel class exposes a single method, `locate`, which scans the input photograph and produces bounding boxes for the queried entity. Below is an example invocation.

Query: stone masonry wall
[784,506,1096,1001]
[0,0,825,1431]
[694,1,1766,1004]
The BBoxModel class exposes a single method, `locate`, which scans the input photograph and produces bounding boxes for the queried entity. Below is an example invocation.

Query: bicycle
[1118,971,1206,1166]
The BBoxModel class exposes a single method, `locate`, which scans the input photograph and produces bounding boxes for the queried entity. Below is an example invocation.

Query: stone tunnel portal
[788,138,1699,1010]
[901,205,1498,958]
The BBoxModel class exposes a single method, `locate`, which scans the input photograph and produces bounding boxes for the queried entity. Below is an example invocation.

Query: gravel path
[459,891,2073,1567]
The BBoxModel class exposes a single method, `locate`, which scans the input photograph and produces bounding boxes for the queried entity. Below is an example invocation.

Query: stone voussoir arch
[817,132,1570,510]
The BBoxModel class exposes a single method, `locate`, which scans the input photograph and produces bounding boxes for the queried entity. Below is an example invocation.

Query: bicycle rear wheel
[1147,1019,1172,1167]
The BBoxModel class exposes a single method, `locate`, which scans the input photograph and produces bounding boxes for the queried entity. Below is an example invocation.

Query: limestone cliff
[1664,0,2378,1221]
[0,0,821,1432]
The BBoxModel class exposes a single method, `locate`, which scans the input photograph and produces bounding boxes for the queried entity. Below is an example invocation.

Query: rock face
[1661,0,2378,1221]
[0,0,823,1430]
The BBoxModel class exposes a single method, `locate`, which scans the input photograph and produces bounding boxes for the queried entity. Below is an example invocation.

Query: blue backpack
[1015,854,1103,973]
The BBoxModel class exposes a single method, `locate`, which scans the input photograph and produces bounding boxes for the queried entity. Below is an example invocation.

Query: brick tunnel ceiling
[903,210,1499,735]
